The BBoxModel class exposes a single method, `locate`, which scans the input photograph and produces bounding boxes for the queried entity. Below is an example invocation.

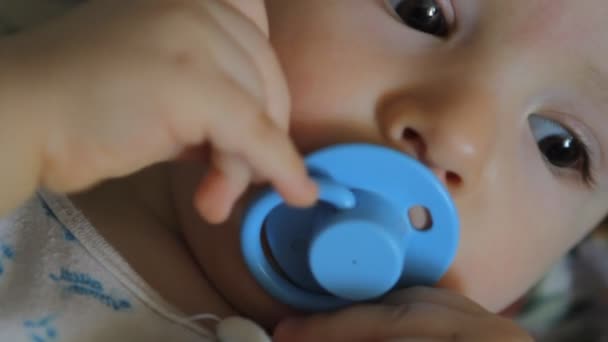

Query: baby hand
[273,287,533,342]
[13,0,316,222]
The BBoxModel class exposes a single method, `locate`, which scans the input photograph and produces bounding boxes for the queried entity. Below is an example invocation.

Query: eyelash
[530,115,597,188]
[563,129,595,187]
[551,141,595,187]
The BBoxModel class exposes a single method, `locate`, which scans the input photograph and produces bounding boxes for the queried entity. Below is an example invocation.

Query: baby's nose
[378,95,496,193]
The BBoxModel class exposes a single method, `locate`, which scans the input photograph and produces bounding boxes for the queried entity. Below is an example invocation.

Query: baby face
[173,0,608,324]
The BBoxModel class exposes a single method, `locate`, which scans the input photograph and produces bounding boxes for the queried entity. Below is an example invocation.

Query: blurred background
[511,222,608,341]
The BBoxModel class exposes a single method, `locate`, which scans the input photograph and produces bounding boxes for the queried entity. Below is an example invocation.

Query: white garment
[0,191,270,342]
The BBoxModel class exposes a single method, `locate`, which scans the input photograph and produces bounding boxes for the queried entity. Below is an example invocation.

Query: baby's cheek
[443,218,577,314]
[440,263,534,313]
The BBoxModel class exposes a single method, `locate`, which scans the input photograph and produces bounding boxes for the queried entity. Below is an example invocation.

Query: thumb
[272,303,469,342]
[273,305,400,342]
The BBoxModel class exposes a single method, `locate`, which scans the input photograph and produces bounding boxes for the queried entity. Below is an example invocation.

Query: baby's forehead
[513,1,608,92]
[483,0,606,52]
[449,0,608,99]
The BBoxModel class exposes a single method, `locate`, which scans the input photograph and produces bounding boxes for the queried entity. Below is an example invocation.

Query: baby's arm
[0,0,316,219]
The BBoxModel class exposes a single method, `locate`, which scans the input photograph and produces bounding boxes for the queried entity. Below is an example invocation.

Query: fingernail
[289,179,318,208]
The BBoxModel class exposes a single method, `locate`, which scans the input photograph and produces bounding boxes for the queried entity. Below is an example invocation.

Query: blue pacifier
[241,143,459,312]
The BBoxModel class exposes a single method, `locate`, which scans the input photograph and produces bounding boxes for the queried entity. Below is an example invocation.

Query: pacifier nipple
[308,214,405,301]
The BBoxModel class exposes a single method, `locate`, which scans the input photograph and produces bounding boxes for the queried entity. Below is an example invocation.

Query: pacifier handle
[241,177,358,311]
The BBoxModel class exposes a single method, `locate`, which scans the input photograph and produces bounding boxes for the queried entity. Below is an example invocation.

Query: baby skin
[2,0,608,340]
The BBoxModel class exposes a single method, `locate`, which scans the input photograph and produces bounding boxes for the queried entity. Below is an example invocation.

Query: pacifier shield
[241,143,459,312]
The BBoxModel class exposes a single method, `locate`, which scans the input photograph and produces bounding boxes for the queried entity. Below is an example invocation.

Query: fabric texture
[0,191,218,341]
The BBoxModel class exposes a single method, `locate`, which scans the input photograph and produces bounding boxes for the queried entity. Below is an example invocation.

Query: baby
[1,0,606,340]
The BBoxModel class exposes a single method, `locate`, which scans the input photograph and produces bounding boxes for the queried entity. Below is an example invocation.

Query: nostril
[399,127,463,189]
[401,127,426,158]
[445,171,462,187]
[402,127,421,142]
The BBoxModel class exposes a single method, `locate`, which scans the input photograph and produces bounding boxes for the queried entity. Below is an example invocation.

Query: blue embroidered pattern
[23,315,58,342]
[49,267,132,312]
[0,242,15,277]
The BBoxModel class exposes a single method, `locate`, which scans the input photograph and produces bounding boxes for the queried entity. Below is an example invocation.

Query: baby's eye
[528,114,593,184]
[386,0,449,37]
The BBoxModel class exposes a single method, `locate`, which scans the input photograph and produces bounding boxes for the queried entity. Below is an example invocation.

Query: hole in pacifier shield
[408,206,433,231]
